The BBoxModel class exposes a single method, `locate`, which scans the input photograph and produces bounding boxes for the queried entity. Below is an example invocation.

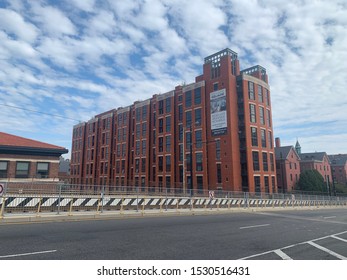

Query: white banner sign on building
[210,88,227,136]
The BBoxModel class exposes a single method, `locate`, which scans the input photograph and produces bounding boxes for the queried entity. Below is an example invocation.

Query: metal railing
[1,181,346,217]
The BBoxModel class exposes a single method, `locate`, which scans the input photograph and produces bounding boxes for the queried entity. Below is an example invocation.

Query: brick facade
[0,132,68,182]
[70,48,277,194]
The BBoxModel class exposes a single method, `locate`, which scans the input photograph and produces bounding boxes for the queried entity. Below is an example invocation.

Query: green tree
[297,170,327,193]
[334,183,347,194]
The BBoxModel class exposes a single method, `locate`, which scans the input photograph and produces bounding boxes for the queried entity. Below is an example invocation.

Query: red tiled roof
[0,132,66,150]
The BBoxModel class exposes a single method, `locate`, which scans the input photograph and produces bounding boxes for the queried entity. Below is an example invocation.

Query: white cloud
[0,8,39,43]
[0,0,346,155]
[69,0,95,12]
[30,3,76,36]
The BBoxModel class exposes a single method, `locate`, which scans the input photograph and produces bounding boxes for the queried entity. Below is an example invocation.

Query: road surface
[0,208,346,260]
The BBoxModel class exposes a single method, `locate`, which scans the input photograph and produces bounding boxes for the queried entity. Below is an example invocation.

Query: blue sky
[0,0,346,158]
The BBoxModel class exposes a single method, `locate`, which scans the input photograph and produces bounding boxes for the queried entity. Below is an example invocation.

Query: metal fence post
[101,186,105,214]
[0,196,5,218]
[136,187,139,212]
[165,188,168,211]
[57,183,62,215]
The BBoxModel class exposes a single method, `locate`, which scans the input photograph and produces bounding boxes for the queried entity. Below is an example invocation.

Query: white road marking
[0,250,57,259]
[323,216,336,219]
[239,230,347,260]
[274,249,292,260]
[307,241,347,260]
[331,235,347,242]
[239,223,270,230]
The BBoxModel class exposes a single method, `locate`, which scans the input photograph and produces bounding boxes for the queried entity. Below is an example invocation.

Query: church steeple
[295,139,301,155]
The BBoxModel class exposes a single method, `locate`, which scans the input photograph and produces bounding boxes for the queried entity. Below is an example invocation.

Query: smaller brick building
[329,154,347,186]
[300,152,332,193]
[275,139,301,193]
[0,132,68,182]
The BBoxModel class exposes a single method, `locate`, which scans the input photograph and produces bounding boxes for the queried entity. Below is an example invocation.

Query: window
[165,135,171,152]
[261,129,266,148]
[122,143,126,156]
[136,124,141,139]
[159,137,163,152]
[258,85,263,103]
[135,159,139,173]
[194,88,201,105]
[216,140,221,160]
[248,81,255,100]
[178,95,183,102]
[186,111,192,127]
[195,130,202,149]
[142,140,146,155]
[197,176,203,193]
[178,105,183,121]
[16,162,30,178]
[165,98,171,113]
[165,176,171,190]
[136,141,140,155]
[0,161,8,178]
[195,108,201,125]
[196,153,203,171]
[141,158,146,173]
[250,104,256,123]
[252,151,260,171]
[123,128,126,141]
[142,106,147,120]
[186,131,191,148]
[251,127,258,147]
[142,123,147,137]
[217,164,222,183]
[116,161,120,173]
[254,176,261,193]
[263,152,268,171]
[264,176,269,193]
[213,83,218,91]
[159,100,164,114]
[136,108,141,122]
[159,118,164,133]
[166,155,171,172]
[123,112,127,125]
[185,90,192,107]
[259,107,265,125]
[178,124,183,141]
[179,165,183,183]
[158,156,163,172]
[165,116,171,132]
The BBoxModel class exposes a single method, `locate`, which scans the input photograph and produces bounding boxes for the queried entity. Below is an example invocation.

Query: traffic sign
[209,191,215,199]
[0,183,4,196]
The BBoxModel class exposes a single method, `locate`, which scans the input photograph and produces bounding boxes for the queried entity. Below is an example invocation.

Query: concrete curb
[1,205,346,225]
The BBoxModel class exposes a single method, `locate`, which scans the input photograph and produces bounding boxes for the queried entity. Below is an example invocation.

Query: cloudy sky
[0,0,346,157]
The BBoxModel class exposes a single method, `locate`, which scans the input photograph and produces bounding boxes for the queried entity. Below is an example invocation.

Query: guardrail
[1,193,346,218]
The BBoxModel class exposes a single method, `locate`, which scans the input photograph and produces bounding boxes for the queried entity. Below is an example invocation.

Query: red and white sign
[209,191,215,199]
[0,183,4,196]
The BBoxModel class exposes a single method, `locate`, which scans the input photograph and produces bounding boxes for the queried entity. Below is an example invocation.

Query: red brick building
[0,132,68,182]
[329,154,347,186]
[274,139,301,193]
[70,48,277,194]
[300,152,332,192]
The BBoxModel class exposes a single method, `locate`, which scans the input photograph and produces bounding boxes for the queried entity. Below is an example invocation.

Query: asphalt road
[0,208,346,260]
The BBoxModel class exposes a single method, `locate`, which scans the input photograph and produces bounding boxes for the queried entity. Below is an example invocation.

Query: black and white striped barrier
[0,195,346,215]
